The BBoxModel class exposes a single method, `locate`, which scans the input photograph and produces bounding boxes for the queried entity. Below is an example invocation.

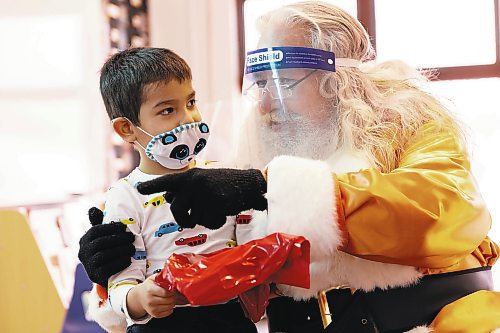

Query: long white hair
[255,1,464,172]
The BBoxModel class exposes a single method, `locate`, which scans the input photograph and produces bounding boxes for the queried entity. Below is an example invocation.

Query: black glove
[137,168,267,230]
[78,207,135,288]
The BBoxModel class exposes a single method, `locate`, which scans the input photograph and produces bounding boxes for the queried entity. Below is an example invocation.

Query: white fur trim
[491,329,500,333]
[245,210,269,241]
[265,152,372,262]
[266,155,341,262]
[87,285,127,332]
[277,250,422,300]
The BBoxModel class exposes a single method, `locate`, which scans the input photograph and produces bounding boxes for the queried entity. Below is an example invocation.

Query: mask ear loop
[111,117,153,153]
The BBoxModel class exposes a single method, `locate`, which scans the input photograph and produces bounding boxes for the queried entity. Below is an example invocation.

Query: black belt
[267,296,325,333]
[324,266,493,333]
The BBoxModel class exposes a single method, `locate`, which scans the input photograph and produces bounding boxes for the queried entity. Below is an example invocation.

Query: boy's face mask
[136,122,210,169]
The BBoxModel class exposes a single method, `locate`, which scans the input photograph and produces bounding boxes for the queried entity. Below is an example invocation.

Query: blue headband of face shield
[242,46,360,102]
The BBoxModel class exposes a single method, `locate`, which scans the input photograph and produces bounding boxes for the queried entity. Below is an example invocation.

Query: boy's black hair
[100,47,192,125]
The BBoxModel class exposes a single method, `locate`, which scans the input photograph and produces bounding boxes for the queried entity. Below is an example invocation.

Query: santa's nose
[258,92,274,115]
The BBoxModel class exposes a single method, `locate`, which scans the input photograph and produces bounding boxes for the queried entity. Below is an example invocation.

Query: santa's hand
[78,207,135,288]
[137,168,267,229]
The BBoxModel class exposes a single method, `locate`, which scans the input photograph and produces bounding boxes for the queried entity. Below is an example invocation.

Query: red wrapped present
[155,232,310,322]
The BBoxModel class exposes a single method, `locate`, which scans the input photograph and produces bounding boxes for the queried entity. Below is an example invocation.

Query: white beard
[235,106,339,169]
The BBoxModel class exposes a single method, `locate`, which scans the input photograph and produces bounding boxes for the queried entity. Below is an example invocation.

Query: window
[367,0,500,79]
[237,0,357,85]
[240,0,500,80]
[0,1,107,207]
[242,0,357,51]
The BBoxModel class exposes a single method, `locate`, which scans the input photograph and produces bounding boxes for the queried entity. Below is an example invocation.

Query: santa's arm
[265,124,492,269]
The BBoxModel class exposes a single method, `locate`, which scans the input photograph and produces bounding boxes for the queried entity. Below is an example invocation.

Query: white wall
[0,0,111,305]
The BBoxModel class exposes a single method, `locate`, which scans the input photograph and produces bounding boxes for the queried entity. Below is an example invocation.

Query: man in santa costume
[79,2,500,332]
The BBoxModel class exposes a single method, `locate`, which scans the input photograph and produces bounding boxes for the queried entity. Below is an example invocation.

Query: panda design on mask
[144,122,210,169]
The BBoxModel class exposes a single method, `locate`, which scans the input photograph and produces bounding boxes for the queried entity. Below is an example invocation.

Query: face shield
[242,46,359,126]
[236,46,360,169]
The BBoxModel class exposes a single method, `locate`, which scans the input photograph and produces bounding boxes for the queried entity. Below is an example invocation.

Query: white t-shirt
[103,165,262,326]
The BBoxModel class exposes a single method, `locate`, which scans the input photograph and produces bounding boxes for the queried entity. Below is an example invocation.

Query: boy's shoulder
[103,169,152,216]
[106,168,147,196]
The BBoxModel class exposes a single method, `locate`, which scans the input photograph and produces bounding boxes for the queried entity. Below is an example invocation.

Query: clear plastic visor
[242,46,359,123]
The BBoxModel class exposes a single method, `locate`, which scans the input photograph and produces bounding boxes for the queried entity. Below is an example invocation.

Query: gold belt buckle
[317,285,355,329]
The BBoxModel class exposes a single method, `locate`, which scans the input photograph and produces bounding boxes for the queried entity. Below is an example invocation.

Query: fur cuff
[87,284,127,332]
[266,155,342,262]
[277,250,422,300]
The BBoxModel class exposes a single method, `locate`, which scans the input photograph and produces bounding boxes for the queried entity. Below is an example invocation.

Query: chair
[0,210,65,333]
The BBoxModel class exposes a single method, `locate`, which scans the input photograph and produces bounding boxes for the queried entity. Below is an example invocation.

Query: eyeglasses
[243,70,318,101]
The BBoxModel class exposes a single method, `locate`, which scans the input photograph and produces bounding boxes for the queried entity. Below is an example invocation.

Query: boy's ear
[111,117,137,143]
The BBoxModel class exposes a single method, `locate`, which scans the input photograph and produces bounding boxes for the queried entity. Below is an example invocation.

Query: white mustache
[267,109,304,124]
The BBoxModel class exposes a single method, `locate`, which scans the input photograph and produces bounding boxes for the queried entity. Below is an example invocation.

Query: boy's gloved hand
[78,207,135,288]
[137,168,267,230]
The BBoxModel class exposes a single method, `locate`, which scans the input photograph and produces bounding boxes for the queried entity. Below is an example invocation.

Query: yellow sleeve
[336,124,492,269]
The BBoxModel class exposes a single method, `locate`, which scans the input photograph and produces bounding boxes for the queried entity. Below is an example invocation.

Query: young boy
[98,47,258,333]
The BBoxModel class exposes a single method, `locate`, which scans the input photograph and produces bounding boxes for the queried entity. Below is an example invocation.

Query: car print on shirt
[175,234,207,247]
[111,217,136,225]
[132,250,147,260]
[143,194,167,208]
[154,222,183,237]
[236,214,252,224]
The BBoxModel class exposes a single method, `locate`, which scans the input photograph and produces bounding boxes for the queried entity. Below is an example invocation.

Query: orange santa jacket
[263,122,500,333]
